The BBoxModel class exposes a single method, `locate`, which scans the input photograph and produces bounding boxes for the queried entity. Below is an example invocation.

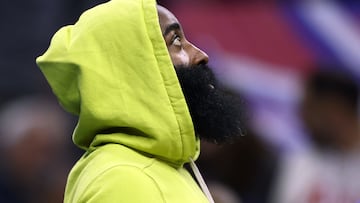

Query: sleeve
[78,166,165,203]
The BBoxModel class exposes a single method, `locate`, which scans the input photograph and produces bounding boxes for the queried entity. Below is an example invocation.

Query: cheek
[169,49,190,67]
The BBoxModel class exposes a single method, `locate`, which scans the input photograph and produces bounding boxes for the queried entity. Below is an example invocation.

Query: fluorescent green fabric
[37,0,207,202]
[64,144,208,203]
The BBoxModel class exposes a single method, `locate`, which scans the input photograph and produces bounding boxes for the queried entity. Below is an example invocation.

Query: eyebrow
[163,23,181,36]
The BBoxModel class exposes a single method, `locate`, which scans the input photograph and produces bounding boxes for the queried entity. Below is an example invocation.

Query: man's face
[157,6,246,143]
[157,6,209,67]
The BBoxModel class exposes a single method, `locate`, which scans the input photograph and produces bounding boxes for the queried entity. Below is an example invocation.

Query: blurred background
[1,0,360,202]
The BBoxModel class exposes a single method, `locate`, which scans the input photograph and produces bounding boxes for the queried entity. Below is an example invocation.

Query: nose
[189,43,209,66]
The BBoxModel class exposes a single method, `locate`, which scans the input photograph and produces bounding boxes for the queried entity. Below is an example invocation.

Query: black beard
[175,64,246,144]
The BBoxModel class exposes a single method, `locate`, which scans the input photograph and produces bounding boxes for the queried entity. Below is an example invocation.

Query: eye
[171,34,182,47]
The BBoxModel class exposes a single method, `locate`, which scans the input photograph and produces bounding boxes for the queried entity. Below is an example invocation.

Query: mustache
[175,64,217,96]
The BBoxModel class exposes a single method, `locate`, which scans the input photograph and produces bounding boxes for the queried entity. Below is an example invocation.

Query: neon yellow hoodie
[36,0,209,202]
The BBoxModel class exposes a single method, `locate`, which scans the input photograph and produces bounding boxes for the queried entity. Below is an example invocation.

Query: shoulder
[79,165,165,202]
[66,144,166,203]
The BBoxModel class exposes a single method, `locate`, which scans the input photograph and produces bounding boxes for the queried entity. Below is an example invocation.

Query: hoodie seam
[143,159,167,203]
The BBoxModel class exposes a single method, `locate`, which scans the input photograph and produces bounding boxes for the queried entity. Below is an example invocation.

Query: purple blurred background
[162,0,360,153]
[1,1,360,203]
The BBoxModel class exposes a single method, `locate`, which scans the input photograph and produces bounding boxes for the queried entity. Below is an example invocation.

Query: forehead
[157,5,180,31]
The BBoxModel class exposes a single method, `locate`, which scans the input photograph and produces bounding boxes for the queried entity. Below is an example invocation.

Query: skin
[157,5,209,67]
[156,6,246,143]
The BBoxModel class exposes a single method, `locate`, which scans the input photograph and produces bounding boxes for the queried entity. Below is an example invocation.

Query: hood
[36,0,199,166]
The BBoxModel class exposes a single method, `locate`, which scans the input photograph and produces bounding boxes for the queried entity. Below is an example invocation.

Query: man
[272,68,360,203]
[37,0,245,202]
